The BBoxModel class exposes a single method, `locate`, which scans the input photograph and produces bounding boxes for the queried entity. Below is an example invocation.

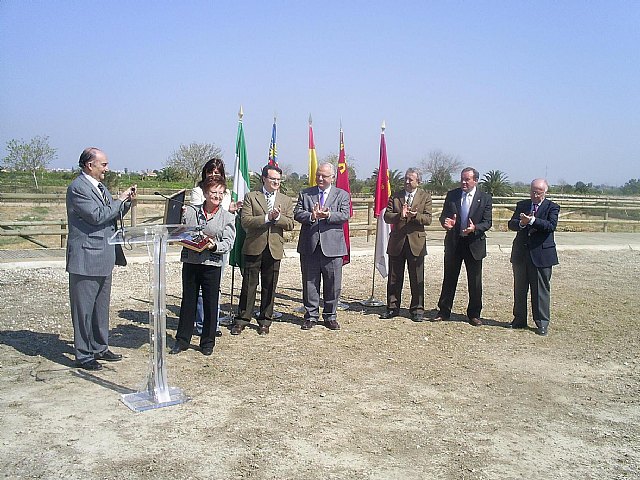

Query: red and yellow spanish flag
[308,114,318,187]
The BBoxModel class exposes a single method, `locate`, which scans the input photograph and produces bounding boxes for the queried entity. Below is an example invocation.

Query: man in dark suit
[434,167,492,326]
[381,168,432,322]
[294,162,351,331]
[508,178,559,336]
[66,147,137,370]
[231,164,294,336]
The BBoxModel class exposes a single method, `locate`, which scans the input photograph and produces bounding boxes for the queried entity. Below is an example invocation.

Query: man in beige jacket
[231,164,294,335]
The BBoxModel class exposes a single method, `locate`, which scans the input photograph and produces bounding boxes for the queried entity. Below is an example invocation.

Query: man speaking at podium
[66,147,137,370]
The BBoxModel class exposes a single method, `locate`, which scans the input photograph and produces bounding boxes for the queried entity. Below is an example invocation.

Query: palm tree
[480,170,513,197]
[371,168,404,193]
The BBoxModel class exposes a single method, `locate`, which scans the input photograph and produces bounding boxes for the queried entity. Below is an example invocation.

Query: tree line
[3,136,639,196]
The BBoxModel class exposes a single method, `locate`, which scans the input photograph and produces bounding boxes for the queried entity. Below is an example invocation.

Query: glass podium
[109,224,198,412]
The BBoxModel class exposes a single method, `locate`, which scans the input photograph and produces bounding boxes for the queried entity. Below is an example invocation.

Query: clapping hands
[311,202,330,221]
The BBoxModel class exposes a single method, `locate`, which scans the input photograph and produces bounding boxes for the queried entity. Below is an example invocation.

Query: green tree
[420,150,462,195]
[622,179,640,195]
[2,135,57,190]
[574,181,594,194]
[165,142,223,186]
[480,170,513,196]
[158,166,186,182]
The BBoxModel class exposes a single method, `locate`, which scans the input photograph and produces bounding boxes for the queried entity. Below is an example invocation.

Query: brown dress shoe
[324,319,340,330]
[301,319,314,330]
[258,325,270,335]
[230,324,245,335]
[432,315,448,322]
[468,317,483,326]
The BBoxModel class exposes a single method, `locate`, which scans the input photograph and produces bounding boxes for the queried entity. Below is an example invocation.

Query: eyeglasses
[266,177,281,182]
[530,190,546,196]
[316,174,333,179]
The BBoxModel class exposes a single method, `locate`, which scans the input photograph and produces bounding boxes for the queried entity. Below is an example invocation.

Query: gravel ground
[0,248,639,479]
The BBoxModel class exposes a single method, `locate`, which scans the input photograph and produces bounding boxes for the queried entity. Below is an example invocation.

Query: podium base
[121,387,190,412]
[357,297,385,307]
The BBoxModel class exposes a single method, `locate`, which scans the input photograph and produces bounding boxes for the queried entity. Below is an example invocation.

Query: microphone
[154,191,204,231]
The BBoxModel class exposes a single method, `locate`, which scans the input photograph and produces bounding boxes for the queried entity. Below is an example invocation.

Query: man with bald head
[66,147,137,369]
[508,178,560,336]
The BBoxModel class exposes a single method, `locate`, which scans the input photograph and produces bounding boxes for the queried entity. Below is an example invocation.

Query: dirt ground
[0,247,639,479]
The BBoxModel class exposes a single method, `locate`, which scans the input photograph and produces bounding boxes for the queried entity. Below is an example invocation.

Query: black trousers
[437,238,483,319]
[176,262,221,350]
[387,240,425,314]
[235,247,280,328]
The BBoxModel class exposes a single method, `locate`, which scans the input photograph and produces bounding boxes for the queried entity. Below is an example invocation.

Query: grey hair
[405,168,422,183]
[318,162,335,176]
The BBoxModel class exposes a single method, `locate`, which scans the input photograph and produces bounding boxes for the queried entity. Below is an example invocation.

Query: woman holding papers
[170,177,236,356]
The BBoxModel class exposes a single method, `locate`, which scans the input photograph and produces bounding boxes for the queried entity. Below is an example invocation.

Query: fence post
[60,219,67,248]
[131,198,138,226]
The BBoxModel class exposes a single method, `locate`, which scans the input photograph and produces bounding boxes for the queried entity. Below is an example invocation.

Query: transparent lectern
[109,224,195,412]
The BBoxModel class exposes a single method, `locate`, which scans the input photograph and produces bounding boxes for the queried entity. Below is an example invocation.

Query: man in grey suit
[294,162,351,331]
[66,147,137,370]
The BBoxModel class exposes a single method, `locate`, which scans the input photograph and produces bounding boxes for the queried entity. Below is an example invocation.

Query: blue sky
[1,0,638,186]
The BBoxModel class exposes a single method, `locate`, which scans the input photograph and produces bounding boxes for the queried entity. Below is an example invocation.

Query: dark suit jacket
[384,189,432,256]
[66,174,130,276]
[294,186,351,257]
[440,188,493,261]
[508,198,559,268]
[241,190,294,260]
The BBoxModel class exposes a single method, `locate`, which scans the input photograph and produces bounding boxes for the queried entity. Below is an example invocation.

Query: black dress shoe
[201,347,214,356]
[258,325,270,335]
[535,326,548,336]
[324,319,340,330]
[215,330,223,338]
[411,312,425,322]
[508,321,527,329]
[380,310,399,319]
[301,319,315,330]
[230,324,244,336]
[431,313,449,322]
[169,343,188,354]
[77,359,103,371]
[94,350,122,362]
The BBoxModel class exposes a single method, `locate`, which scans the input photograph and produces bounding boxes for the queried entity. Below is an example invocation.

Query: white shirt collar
[464,187,476,198]
[319,185,331,196]
[82,171,100,189]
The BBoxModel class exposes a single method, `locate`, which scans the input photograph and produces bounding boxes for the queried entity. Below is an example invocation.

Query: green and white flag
[229,112,249,268]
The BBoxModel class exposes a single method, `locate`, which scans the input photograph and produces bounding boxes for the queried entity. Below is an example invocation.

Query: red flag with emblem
[335,128,352,265]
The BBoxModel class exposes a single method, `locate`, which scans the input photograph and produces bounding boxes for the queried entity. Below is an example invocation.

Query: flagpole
[358,121,387,307]
[223,105,246,324]
[358,218,384,307]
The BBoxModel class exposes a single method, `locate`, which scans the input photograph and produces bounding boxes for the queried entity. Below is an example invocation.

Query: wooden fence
[1,192,639,248]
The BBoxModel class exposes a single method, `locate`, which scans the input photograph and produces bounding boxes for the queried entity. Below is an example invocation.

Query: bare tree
[420,150,463,194]
[2,135,57,190]
[165,142,223,186]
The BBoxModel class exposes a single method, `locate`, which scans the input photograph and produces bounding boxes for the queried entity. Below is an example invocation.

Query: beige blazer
[384,189,433,257]
[241,190,294,260]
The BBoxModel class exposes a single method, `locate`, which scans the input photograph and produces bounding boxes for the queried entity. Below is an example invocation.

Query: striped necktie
[98,183,109,204]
